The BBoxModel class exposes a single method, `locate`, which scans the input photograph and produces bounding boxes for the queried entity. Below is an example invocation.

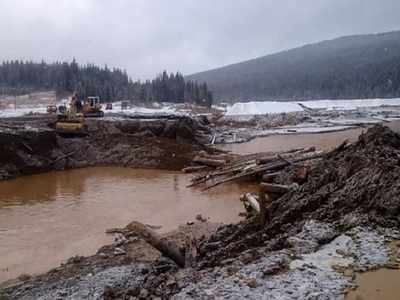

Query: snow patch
[109,101,177,115]
[175,223,390,300]
[226,98,400,115]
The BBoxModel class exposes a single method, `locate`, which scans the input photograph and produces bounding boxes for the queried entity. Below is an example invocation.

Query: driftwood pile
[238,141,349,225]
[187,147,323,191]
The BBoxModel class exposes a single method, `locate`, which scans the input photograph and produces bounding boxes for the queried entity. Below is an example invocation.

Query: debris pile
[198,124,400,267]
[187,146,322,191]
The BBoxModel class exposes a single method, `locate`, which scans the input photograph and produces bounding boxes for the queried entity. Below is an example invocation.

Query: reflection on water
[0,167,253,282]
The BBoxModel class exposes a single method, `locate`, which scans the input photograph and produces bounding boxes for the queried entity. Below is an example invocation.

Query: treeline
[187,30,400,102]
[137,71,213,107]
[0,60,213,106]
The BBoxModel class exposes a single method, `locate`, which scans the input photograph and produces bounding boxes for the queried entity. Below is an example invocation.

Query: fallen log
[262,172,280,183]
[258,188,270,226]
[125,221,185,267]
[259,183,291,194]
[182,165,209,173]
[193,156,226,167]
[184,233,198,268]
[50,150,78,165]
[256,147,316,165]
[241,193,260,213]
[21,142,33,153]
[256,156,276,165]
[201,152,323,190]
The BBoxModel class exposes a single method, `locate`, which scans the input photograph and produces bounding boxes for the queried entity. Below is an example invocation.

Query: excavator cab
[82,96,104,117]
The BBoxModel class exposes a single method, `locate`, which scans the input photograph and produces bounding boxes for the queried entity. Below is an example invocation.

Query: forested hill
[187,30,400,103]
[0,60,213,106]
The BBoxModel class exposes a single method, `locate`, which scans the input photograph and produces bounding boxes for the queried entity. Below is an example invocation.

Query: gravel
[174,221,391,300]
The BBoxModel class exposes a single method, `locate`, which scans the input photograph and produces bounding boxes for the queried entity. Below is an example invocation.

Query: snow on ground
[0,102,179,118]
[226,98,400,115]
[0,105,48,118]
[109,102,177,115]
[175,222,391,300]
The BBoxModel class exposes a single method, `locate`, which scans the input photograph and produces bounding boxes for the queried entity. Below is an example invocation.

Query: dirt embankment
[0,115,211,180]
[199,124,400,267]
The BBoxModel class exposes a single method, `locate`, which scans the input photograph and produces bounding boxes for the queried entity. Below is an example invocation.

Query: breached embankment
[0,115,211,181]
[3,124,400,299]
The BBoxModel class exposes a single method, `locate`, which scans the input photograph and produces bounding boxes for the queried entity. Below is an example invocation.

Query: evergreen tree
[0,61,213,106]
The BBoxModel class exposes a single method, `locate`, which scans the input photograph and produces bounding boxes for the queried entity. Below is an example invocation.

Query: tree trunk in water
[125,221,185,267]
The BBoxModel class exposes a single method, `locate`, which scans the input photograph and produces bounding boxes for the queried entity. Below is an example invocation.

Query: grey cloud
[0,0,399,79]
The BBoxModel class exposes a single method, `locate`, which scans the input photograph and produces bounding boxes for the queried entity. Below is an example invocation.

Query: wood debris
[187,147,323,191]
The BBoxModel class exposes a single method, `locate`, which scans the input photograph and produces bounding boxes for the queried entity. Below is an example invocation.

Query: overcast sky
[0,0,399,79]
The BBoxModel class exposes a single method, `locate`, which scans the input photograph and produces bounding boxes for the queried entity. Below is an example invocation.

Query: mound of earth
[199,124,400,266]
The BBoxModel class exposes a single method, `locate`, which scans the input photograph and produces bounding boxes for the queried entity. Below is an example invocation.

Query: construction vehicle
[55,94,87,136]
[46,105,57,114]
[82,96,104,117]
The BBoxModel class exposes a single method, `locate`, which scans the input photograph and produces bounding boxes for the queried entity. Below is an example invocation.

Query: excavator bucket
[55,113,87,137]
[56,120,86,136]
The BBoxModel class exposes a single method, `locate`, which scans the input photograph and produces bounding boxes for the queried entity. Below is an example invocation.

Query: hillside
[187,30,400,103]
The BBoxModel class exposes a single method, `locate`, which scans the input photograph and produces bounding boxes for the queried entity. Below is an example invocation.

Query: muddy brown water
[0,167,254,282]
[346,268,400,300]
[220,121,400,154]
[219,128,365,154]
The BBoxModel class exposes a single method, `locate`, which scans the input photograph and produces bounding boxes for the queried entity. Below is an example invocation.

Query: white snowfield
[0,106,48,118]
[109,101,177,115]
[226,98,400,115]
[2,98,400,118]
[0,102,178,118]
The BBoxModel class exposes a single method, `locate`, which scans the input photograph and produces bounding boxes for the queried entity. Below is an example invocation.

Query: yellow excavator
[82,96,104,118]
[55,94,86,136]
[55,94,105,135]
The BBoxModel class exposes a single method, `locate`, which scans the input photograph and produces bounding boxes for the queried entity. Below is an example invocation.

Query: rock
[343,269,355,279]
[17,274,31,281]
[386,262,400,269]
[245,278,258,288]
[153,258,177,275]
[293,167,309,184]
[336,249,348,257]
[139,288,149,299]
[102,286,116,299]
[263,263,285,277]
[127,286,141,297]
[287,236,319,254]
[196,214,207,222]
[239,252,256,264]
[114,233,128,246]
[114,247,126,256]
[67,255,84,264]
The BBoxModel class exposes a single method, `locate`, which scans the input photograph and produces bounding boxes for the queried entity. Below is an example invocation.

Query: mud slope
[0,116,211,180]
[200,124,400,266]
